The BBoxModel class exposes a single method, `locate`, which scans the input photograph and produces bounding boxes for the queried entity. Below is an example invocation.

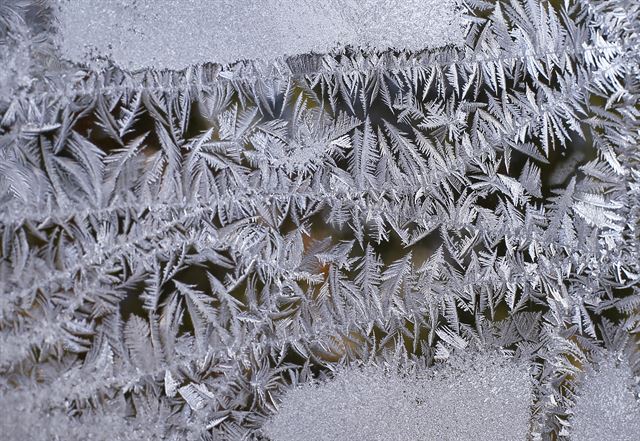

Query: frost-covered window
[1,0,639,440]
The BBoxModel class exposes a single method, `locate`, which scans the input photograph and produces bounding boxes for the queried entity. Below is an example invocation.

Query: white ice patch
[264,352,532,441]
[569,361,640,441]
[55,0,464,70]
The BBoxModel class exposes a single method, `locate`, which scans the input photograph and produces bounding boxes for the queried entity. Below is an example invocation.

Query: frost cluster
[264,351,532,441]
[0,0,639,440]
[569,360,640,441]
[56,0,464,69]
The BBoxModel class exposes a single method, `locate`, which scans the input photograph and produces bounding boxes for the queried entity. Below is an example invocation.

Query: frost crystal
[1,0,639,440]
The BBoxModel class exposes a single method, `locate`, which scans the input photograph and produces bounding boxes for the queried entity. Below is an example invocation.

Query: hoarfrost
[1,0,639,440]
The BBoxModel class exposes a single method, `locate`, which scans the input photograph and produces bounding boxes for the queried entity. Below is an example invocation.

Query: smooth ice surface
[55,0,464,70]
[264,352,532,441]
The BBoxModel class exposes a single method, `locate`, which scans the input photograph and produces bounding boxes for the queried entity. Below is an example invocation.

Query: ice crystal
[0,0,639,440]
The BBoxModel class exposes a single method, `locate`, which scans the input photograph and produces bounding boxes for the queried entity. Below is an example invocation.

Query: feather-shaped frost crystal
[0,0,639,440]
